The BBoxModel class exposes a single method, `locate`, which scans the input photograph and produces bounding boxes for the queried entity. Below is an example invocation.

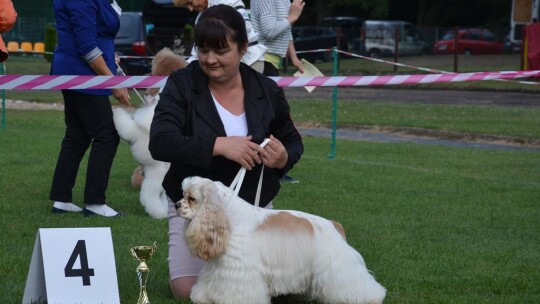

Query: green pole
[327,47,338,159]
[1,62,5,130]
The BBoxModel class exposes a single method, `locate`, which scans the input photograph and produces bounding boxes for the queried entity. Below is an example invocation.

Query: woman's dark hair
[193,4,248,51]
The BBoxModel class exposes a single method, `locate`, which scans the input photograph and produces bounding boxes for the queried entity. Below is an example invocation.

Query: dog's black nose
[174,203,181,210]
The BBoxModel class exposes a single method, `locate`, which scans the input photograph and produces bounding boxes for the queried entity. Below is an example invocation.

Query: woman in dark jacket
[148,4,303,299]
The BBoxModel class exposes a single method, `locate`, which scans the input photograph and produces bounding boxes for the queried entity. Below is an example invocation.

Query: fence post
[521,25,527,70]
[1,62,5,130]
[453,26,459,72]
[335,26,341,53]
[394,27,400,72]
[327,47,339,159]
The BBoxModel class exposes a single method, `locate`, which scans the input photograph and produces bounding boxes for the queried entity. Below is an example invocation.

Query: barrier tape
[10,48,538,85]
[296,48,454,74]
[336,49,451,74]
[10,50,152,58]
[0,70,538,90]
[295,48,540,86]
[334,49,540,85]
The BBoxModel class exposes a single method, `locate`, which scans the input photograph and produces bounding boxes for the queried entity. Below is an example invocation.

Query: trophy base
[137,289,150,304]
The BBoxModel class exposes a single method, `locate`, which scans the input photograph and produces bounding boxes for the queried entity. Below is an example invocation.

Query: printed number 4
[64,240,95,286]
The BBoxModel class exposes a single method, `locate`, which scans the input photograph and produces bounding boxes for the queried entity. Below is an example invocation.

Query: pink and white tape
[0,71,538,90]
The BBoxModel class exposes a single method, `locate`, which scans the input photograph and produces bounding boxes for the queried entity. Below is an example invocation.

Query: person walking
[250,0,306,183]
[250,0,305,75]
[49,0,130,217]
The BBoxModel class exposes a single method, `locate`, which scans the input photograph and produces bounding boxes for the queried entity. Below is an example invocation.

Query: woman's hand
[287,41,304,73]
[287,0,305,25]
[214,136,265,170]
[290,56,304,74]
[260,135,288,169]
[112,88,131,106]
[88,54,131,106]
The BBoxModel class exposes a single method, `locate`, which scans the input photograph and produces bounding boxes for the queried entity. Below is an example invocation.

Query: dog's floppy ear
[184,180,230,260]
[331,220,346,240]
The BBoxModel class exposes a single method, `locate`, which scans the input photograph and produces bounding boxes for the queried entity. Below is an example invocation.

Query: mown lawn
[1,51,539,304]
[1,109,539,303]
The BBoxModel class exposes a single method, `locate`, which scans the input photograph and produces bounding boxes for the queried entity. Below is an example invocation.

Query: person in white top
[149,5,304,300]
[173,0,269,73]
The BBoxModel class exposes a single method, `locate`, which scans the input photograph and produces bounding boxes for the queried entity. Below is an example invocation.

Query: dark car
[433,28,504,55]
[142,0,197,56]
[115,11,152,75]
[322,16,364,53]
[504,33,522,54]
[292,26,349,62]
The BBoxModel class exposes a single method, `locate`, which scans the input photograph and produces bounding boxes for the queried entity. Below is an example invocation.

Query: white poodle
[113,102,170,218]
[113,48,187,218]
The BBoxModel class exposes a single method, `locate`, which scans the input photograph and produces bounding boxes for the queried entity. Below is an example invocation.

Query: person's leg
[74,94,120,205]
[250,60,265,73]
[170,276,198,299]
[50,90,92,205]
[167,197,204,299]
[263,61,280,77]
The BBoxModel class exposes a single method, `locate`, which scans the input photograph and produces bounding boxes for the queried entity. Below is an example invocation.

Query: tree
[256,0,510,28]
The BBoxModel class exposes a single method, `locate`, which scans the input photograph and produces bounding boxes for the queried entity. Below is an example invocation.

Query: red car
[433,28,504,55]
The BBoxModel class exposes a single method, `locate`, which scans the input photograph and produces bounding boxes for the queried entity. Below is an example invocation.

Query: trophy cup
[129,242,157,304]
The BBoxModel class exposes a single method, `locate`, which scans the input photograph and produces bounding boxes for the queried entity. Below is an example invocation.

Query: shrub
[44,24,56,62]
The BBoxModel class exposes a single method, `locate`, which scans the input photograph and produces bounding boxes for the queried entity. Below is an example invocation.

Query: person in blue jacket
[49,0,130,217]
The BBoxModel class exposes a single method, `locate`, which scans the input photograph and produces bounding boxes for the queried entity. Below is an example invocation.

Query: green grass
[1,53,539,303]
[289,100,540,139]
[1,110,540,303]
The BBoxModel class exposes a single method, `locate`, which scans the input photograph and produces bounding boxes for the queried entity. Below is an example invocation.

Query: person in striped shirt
[250,0,305,75]
[173,0,272,74]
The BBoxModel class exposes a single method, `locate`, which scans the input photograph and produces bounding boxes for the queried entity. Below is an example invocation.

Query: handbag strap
[229,138,270,207]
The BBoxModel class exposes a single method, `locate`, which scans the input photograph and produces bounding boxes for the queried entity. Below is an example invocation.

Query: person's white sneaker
[83,204,123,217]
[51,201,83,213]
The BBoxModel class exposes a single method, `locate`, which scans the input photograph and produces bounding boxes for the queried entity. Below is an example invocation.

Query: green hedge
[44,24,56,62]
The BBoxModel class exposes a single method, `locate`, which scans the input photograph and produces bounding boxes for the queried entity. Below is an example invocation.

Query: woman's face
[197,36,245,83]
[184,0,208,12]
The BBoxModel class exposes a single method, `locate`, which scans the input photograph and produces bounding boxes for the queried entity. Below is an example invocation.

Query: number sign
[22,228,120,304]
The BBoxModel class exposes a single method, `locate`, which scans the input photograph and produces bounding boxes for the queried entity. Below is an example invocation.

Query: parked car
[504,33,522,54]
[143,0,197,56]
[322,16,364,54]
[115,11,152,75]
[364,20,431,58]
[433,28,504,55]
[292,26,349,62]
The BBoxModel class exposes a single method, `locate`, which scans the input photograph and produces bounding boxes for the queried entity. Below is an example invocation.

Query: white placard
[294,58,325,93]
[22,227,120,304]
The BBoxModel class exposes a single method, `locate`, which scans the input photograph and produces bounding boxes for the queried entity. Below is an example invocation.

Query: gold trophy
[129,242,157,304]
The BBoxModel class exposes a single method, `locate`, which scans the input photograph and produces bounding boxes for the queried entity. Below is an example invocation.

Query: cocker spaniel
[177,176,386,304]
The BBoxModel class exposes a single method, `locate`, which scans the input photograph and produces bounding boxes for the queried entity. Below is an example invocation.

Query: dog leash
[229,138,270,207]
[115,61,148,105]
